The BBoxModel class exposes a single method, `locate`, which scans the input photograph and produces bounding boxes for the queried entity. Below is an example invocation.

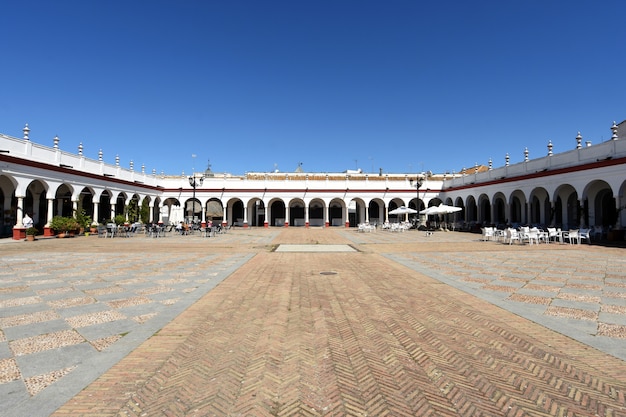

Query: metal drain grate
[319,271,337,275]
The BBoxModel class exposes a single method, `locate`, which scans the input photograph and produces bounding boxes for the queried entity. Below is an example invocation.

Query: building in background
[1,121,625,240]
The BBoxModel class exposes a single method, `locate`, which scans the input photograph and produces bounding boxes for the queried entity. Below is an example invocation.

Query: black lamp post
[188,174,204,222]
[410,176,423,226]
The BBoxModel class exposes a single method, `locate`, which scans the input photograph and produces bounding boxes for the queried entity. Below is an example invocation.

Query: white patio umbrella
[419,204,462,215]
[389,206,418,223]
[389,206,418,215]
[420,204,462,230]
[169,205,185,224]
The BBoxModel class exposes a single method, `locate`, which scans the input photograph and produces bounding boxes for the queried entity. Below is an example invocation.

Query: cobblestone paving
[1,228,625,416]
[0,231,275,417]
[383,247,626,361]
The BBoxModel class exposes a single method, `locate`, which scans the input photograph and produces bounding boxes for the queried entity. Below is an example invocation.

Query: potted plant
[114,214,126,226]
[50,216,79,237]
[74,209,91,235]
[66,217,80,237]
[25,226,37,241]
[50,216,68,237]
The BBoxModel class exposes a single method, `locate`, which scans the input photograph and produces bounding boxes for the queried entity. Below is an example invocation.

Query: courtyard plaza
[0,227,625,416]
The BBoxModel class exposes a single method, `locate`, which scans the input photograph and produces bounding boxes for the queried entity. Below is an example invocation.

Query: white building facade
[1,121,625,240]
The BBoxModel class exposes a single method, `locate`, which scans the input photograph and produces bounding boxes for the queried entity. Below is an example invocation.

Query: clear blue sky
[2,1,624,176]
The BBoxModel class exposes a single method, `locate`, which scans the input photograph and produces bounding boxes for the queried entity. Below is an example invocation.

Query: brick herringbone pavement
[51,229,626,416]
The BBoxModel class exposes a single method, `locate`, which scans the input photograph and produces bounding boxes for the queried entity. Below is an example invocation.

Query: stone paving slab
[274,244,356,252]
[0,228,625,416]
[0,232,261,417]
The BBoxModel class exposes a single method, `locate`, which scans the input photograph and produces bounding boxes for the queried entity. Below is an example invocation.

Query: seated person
[23,213,34,228]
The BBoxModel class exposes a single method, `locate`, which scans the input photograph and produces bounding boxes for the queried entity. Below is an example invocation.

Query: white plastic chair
[526,228,540,245]
[578,228,591,244]
[565,229,580,244]
[506,228,520,245]
[546,227,559,243]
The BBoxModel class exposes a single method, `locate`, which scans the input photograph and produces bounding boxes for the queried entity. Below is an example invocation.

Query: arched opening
[270,200,285,226]
[231,200,244,226]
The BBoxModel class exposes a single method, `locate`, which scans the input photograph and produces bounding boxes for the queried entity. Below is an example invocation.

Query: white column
[15,197,24,227]
[46,199,54,226]
[92,202,99,225]
[148,204,155,223]
[285,206,290,227]
[324,204,329,227]
[305,203,310,227]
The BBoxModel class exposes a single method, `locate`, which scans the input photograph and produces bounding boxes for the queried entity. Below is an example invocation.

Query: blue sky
[2,1,624,176]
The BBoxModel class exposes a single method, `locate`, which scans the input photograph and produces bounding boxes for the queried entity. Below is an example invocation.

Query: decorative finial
[23,124,30,140]
[505,153,510,166]
[612,121,618,140]
[98,149,103,161]
[547,140,553,156]
[524,147,529,161]
[576,132,582,149]
[488,158,493,170]
[53,135,59,149]
[115,154,120,166]
[78,142,83,156]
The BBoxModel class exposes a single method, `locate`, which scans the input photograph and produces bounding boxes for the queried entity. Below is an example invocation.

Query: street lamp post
[188,174,204,222]
[410,176,423,227]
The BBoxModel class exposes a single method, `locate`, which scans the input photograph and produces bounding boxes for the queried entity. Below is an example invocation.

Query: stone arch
[348,197,366,227]
[453,196,466,226]
[288,198,306,226]
[206,198,225,223]
[227,197,245,226]
[308,198,325,227]
[387,197,407,223]
[528,187,549,226]
[268,197,286,226]
[508,190,527,226]
[582,179,614,229]
[368,198,385,225]
[328,198,345,227]
[465,195,478,225]
[55,184,75,217]
[0,174,18,237]
[477,193,491,225]
[553,184,577,230]
[492,192,507,226]
[24,179,49,229]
